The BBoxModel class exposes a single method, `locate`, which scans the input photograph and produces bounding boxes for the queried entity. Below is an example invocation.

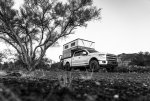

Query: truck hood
[89,52,106,55]
[89,52,117,56]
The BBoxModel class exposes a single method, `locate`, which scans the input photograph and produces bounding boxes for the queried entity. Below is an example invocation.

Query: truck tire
[89,60,99,72]
[65,62,71,71]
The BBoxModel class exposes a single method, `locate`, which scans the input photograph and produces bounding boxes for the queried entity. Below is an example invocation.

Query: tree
[0,0,100,71]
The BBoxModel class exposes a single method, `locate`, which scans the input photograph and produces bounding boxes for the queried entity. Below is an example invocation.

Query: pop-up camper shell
[62,38,95,59]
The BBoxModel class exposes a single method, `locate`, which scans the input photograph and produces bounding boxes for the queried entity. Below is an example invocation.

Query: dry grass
[57,71,73,88]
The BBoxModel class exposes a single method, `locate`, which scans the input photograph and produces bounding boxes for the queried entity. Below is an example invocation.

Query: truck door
[72,51,82,66]
[72,50,89,66]
[79,50,89,66]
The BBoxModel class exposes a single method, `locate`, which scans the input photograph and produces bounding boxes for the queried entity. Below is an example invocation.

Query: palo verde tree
[0,0,100,71]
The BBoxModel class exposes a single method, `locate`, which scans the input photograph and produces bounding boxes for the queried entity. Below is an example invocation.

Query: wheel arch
[64,61,71,71]
[64,61,70,65]
[88,57,100,72]
[66,61,70,64]
[89,57,99,64]
[63,60,70,66]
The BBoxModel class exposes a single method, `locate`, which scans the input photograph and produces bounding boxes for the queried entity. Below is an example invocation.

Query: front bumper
[98,60,118,67]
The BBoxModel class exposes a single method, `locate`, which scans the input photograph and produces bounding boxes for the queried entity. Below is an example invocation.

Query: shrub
[0,70,7,76]
[114,66,150,73]
[50,62,63,71]
[57,71,73,89]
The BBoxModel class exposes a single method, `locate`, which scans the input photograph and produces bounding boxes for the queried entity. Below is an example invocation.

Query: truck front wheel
[64,62,71,71]
[89,60,100,72]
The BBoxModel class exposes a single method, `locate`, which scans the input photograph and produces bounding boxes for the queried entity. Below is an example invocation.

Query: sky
[1,0,150,62]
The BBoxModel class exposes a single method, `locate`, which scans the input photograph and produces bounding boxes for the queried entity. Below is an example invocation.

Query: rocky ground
[0,71,150,101]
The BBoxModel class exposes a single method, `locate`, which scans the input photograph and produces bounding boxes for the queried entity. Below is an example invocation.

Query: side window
[74,50,87,56]
[64,45,68,49]
[74,51,82,57]
[71,42,75,47]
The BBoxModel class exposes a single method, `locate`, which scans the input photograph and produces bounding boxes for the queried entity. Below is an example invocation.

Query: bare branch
[0,36,21,54]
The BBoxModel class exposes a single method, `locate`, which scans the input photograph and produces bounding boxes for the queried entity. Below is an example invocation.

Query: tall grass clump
[57,71,73,89]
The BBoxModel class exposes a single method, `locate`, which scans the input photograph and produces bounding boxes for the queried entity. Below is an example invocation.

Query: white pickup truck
[60,39,118,72]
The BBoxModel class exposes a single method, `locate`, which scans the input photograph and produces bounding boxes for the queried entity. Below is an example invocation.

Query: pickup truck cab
[60,39,118,72]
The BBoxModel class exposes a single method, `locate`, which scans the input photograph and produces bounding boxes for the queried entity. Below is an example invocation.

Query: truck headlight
[99,54,105,57]
[99,54,106,60]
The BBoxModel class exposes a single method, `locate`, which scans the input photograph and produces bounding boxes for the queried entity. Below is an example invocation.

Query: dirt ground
[0,71,150,101]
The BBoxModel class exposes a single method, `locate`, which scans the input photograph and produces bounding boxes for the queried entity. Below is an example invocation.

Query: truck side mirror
[59,55,62,60]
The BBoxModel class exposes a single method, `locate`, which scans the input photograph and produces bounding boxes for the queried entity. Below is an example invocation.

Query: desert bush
[35,62,50,70]
[114,66,150,73]
[113,66,130,73]
[130,52,150,66]
[2,62,9,70]
[0,70,7,76]
[79,69,94,80]
[13,58,51,71]
[0,57,51,72]
[50,62,63,71]
[57,71,73,89]
[119,52,150,67]
[1,62,26,72]
[130,66,150,73]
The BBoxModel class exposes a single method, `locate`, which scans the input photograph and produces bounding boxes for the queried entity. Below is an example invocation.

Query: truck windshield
[87,49,98,53]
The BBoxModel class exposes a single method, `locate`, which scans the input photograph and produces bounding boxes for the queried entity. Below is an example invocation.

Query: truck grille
[106,54,117,64]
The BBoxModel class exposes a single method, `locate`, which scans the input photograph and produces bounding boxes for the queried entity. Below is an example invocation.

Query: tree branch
[0,36,21,54]
[45,26,76,50]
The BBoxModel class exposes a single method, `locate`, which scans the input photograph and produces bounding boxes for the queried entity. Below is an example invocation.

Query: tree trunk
[31,49,46,71]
